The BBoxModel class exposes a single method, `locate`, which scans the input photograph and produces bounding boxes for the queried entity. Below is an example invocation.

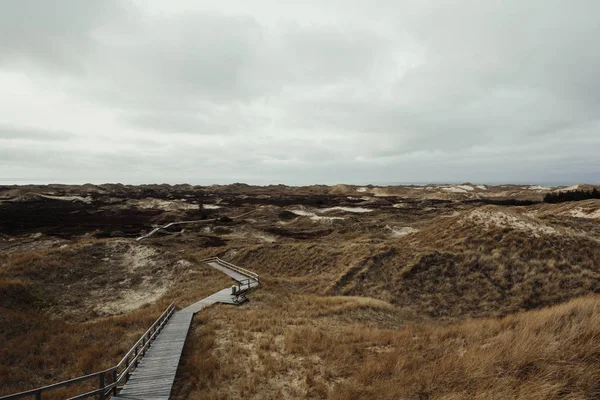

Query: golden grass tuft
[173,292,600,400]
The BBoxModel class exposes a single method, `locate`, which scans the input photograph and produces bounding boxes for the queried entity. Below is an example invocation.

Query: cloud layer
[1,0,599,185]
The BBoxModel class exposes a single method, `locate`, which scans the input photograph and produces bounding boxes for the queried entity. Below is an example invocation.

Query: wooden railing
[136,219,215,241]
[136,209,259,241]
[0,303,176,400]
[200,257,260,282]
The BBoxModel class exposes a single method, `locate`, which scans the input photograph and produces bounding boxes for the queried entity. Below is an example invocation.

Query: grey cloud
[0,125,74,141]
[0,1,599,184]
[277,24,390,84]
[121,105,270,135]
[86,12,266,108]
[122,112,235,135]
[0,0,128,73]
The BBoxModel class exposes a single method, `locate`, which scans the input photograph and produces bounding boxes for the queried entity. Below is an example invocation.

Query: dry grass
[172,291,600,400]
[0,240,232,320]
[320,208,600,319]
[3,191,600,399]
[0,304,160,398]
[0,239,233,397]
[166,202,600,399]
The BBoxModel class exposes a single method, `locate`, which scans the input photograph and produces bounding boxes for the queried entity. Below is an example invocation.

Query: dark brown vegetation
[0,198,161,238]
[544,188,600,203]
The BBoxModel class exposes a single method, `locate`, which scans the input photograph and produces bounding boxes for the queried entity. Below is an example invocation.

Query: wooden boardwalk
[113,261,258,399]
[207,261,260,288]
[112,312,194,399]
[136,210,258,241]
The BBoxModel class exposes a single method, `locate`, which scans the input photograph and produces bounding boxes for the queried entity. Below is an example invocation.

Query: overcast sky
[1,0,599,185]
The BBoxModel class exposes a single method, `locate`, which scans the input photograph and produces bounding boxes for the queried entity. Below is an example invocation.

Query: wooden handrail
[136,209,259,241]
[200,257,259,281]
[115,303,174,369]
[114,305,174,386]
[136,220,215,241]
[216,258,259,281]
[0,303,176,400]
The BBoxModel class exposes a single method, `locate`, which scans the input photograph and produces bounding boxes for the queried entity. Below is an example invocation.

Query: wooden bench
[231,279,254,304]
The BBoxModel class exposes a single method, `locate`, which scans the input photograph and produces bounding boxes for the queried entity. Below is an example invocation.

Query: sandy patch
[466,210,558,237]
[372,188,396,197]
[132,198,199,211]
[321,206,372,213]
[289,206,370,221]
[40,194,92,204]
[254,233,277,243]
[554,184,580,192]
[457,185,475,192]
[290,209,317,217]
[95,285,169,315]
[476,185,488,190]
[442,186,468,194]
[356,187,368,193]
[125,245,158,271]
[387,226,418,237]
[69,241,177,316]
[565,207,600,219]
[528,185,552,190]
[176,259,194,268]
[289,209,344,221]
[109,241,159,272]
[203,204,221,209]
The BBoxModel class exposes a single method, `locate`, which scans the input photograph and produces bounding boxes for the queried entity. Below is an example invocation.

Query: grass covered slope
[228,205,600,320]
[0,239,233,397]
[169,200,600,399]
[172,292,600,400]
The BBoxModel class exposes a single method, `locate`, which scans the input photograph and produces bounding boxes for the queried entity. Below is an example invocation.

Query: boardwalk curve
[0,258,259,400]
[113,259,258,399]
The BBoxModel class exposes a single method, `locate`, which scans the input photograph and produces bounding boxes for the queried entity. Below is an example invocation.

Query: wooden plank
[113,262,259,399]
[113,311,193,400]
[207,262,259,287]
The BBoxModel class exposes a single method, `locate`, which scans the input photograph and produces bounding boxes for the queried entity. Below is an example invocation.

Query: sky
[0,0,599,186]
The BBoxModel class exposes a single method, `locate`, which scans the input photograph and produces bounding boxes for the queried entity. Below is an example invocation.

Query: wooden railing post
[35,391,41,400]
[126,356,131,381]
[112,370,118,395]
[99,373,105,400]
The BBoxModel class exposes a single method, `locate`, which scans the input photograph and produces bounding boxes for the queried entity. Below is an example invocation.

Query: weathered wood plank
[113,311,193,399]
[113,261,259,399]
